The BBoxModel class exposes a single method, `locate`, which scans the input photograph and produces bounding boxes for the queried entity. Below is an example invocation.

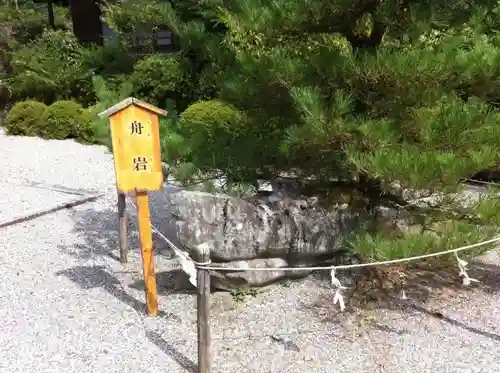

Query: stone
[159,189,367,289]
[208,257,313,291]
[166,189,362,263]
[149,179,500,290]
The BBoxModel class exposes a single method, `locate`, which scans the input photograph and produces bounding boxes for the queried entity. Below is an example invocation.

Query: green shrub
[4,100,47,136]
[79,43,136,77]
[190,64,220,102]
[170,100,251,179]
[130,55,184,107]
[0,4,71,88]
[8,30,94,105]
[0,4,71,47]
[178,99,245,138]
[73,108,95,144]
[40,100,91,140]
[102,0,171,52]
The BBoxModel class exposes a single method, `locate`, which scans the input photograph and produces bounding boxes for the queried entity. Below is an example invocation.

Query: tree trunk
[47,0,55,29]
[70,0,103,46]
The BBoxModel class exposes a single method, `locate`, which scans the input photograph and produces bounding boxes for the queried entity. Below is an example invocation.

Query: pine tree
[147,0,500,260]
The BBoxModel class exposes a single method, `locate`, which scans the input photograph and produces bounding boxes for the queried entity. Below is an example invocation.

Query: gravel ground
[1,131,500,373]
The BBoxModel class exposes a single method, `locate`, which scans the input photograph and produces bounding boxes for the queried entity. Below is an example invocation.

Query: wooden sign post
[99,97,167,316]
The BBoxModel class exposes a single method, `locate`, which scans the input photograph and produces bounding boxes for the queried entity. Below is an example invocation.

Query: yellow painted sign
[99,97,167,193]
[99,97,168,316]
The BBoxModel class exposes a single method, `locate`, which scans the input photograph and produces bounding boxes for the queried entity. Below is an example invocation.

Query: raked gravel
[1,131,500,373]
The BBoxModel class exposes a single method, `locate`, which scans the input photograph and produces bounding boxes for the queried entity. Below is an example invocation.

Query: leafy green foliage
[7,30,94,105]
[3,100,47,136]
[102,0,224,107]
[157,0,500,259]
[103,0,180,52]
[191,63,221,101]
[0,3,70,47]
[6,0,500,262]
[130,55,184,107]
[78,43,136,78]
[4,99,95,141]
[166,99,257,182]
[84,75,135,150]
[0,2,71,88]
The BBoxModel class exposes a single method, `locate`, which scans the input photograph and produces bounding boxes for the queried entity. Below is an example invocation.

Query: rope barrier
[125,194,499,309]
[199,237,500,271]
[125,195,500,272]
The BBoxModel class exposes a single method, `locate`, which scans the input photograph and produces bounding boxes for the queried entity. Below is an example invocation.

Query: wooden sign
[99,97,166,193]
[99,97,168,316]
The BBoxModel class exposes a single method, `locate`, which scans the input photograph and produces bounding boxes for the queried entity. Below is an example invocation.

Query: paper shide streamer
[328,250,481,312]
[125,196,494,302]
[454,251,479,286]
[330,268,347,311]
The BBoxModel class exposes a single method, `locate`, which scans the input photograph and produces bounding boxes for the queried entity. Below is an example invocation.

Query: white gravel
[2,131,500,373]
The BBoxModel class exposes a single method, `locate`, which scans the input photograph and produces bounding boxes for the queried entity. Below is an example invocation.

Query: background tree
[4,0,500,263]
[159,0,500,260]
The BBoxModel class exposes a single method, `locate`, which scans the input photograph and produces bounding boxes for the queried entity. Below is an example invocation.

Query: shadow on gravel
[56,265,181,322]
[146,330,198,373]
[409,303,500,342]
[62,189,181,261]
[129,267,197,295]
[304,257,500,322]
[59,201,198,296]
[59,207,133,261]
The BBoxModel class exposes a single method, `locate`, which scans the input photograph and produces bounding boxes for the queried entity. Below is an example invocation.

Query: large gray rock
[168,190,361,262]
[149,180,500,290]
[163,189,364,289]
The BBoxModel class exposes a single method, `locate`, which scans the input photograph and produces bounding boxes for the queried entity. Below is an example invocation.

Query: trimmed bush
[130,55,184,107]
[73,109,97,144]
[178,99,245,138]
[41,100,95,141]
[174,99,251,177]
[3,100,47,136]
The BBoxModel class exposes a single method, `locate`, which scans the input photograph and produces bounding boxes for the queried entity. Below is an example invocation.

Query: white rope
[126,196,199,287]
[198,237,500,271]
[124,194,500,272]
[124,193,497,310]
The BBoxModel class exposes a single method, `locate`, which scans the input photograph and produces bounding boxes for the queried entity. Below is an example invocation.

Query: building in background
[69,0,103,46]
[44,0,175,52]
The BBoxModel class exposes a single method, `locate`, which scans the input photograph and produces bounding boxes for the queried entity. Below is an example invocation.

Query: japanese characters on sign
[133,156,149,172]
[129,120,152,173]
[99,97,166,193]
[99,97,167,317]
[130,120,143,135]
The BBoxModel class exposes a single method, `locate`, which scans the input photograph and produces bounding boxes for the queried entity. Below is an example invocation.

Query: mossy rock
[3,100,48,136]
